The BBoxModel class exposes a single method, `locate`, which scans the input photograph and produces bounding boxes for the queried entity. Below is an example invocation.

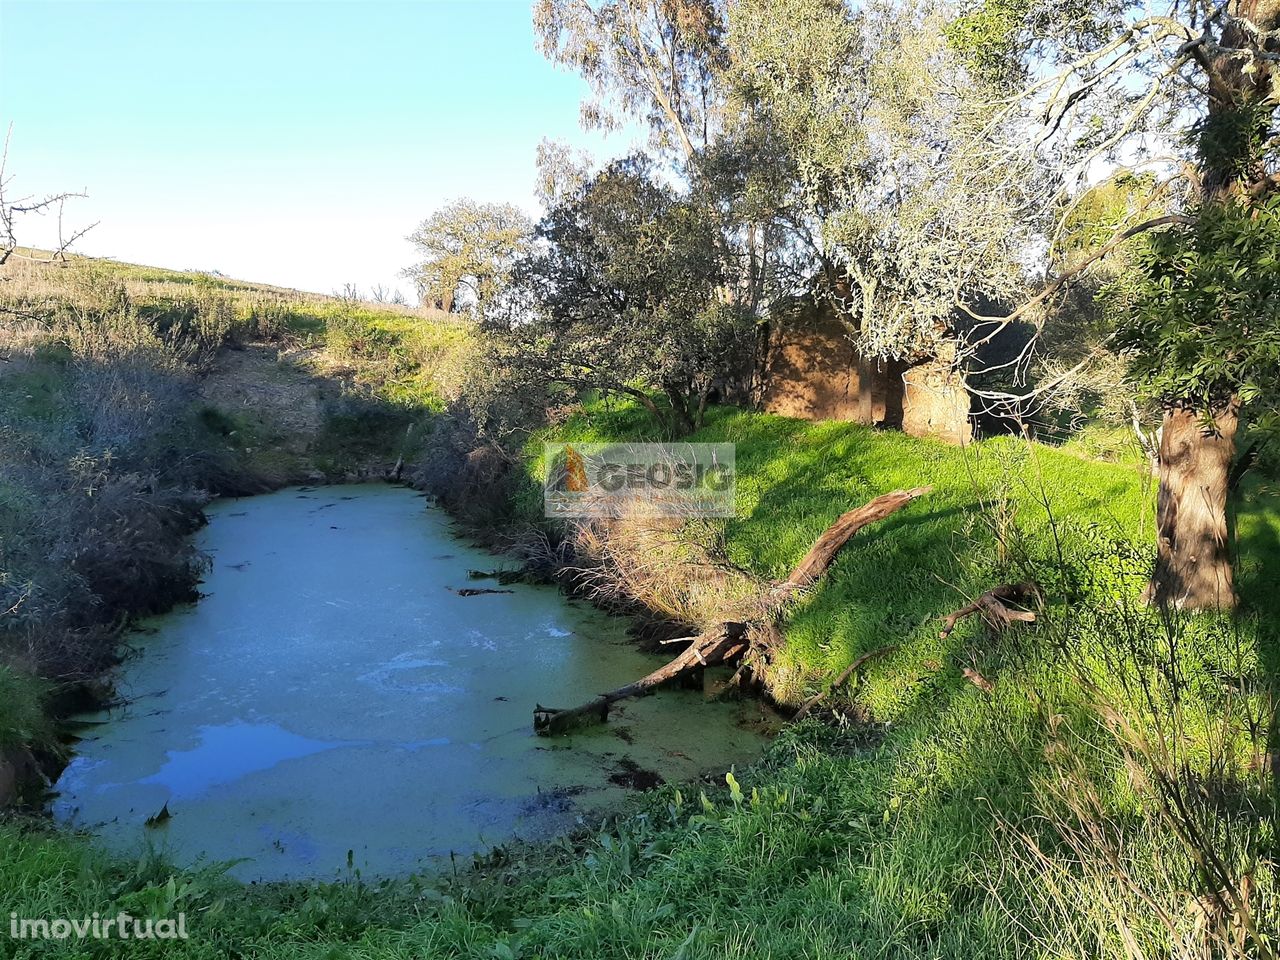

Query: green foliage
[1194,102,1275,184]
[944,0,1034,86]
[725,0,1038,363]
[1115,197,1280,413]
[311,395,420,475]
[0,667,49,752]
[530,403,1158,706]
[490,155,754,433]
[319,306,474,409]
[1056,173,1159,264]
[405,199,531,314]
[532,0,725,159]
[1,401,1277,958]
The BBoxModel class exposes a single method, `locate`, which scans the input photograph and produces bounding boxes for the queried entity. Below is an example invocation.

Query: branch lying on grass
[772,487,934,599]
[793,644,899,721]
[533,486,933,735]
[938,582,1042,639]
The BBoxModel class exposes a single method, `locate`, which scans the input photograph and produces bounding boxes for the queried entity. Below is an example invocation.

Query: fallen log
[534,623,749,735]
[778,487,933,597]
[533,486,932,735]
[938,582,1041,639]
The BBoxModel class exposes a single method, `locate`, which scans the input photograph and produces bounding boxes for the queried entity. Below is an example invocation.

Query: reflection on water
[54,485,773,880]
[139,723,347,798]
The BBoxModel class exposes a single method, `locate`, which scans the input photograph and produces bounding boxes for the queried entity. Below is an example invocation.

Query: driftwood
[793,644,899,721]
[533,486,932,736]
[938,582,1041,639]
[534,622,750,735]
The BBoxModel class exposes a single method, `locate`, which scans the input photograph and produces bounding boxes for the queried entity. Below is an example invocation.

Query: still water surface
[54,485,771,880]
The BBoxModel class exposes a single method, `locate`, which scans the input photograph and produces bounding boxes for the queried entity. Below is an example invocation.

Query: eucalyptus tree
[534,0,782,318]
[722,0,1047,436]
[948,0,1280,609]
[533,0,1044,405]
[533,0,727,163]
[404,199,532,315]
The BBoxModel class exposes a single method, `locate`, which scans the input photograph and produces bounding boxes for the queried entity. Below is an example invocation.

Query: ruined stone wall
[760,302,972,444]
[761,303,906,427]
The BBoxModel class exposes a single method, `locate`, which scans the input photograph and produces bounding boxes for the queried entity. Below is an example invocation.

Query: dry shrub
[0,272,235,686]
[566,509,763,627]
[241,298,292,341]
[138,291,237,369]
[0,447,208,680]
[420,435,523,524]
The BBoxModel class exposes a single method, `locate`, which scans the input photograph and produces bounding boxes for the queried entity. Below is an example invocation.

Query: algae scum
[54,486,771,880]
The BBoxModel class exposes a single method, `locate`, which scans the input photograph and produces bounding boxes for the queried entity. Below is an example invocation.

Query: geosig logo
[544,442,735,518]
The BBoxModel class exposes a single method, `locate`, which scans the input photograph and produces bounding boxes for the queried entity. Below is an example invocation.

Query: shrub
[0,665,49,752]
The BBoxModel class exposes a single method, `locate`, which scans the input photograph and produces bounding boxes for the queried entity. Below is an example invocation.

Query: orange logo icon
[563,445,588,493]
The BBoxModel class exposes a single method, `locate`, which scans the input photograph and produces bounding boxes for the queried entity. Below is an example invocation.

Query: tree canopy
[405,199,531,315]
[485,156,753,433]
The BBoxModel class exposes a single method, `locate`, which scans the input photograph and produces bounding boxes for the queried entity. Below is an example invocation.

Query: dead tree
[0,125,96,269]
[533,486,932,735]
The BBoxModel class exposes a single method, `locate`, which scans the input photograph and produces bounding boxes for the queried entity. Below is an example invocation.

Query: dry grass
[566,510,766,627]
[1,248,453,333]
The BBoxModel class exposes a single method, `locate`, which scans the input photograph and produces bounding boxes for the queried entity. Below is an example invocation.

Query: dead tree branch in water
[533,486,932,735]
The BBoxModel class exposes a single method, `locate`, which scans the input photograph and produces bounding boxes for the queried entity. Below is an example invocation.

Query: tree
[1024,174,1168,450]
[533,0,727,163]
[404,199,531,315]
[0,125,95,271]
[486,156,753,434]
[722,0,1044,434]
[950,0,1280,608]
[1116,200,1280,608]
[534,0,1045,440]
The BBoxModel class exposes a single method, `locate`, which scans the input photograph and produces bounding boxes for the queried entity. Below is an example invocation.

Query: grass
[1,251,1276,956]
[522,403,1167,707]
[0,667,49,754]
[4,400,1268,958]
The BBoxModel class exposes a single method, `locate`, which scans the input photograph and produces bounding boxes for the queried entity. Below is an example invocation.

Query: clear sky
[0,0,632,298]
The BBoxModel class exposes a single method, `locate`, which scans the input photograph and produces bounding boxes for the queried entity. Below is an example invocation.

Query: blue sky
[0,1,633,297]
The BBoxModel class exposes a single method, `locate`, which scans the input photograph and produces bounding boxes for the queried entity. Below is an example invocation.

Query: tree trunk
[901,345,973,446]
[663,383,697,435]
[1146,403,1238,610]
[532,486,931,735]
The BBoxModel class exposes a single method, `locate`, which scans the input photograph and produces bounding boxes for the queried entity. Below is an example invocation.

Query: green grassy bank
[2,391,1276,958]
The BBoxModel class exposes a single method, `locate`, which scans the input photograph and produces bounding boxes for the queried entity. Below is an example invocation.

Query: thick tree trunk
[901,356,973,446]
[663,383,697,435]
[1146,404,1238,610]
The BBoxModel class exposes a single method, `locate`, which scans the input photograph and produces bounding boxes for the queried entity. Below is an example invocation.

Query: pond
[52,485,773,881]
